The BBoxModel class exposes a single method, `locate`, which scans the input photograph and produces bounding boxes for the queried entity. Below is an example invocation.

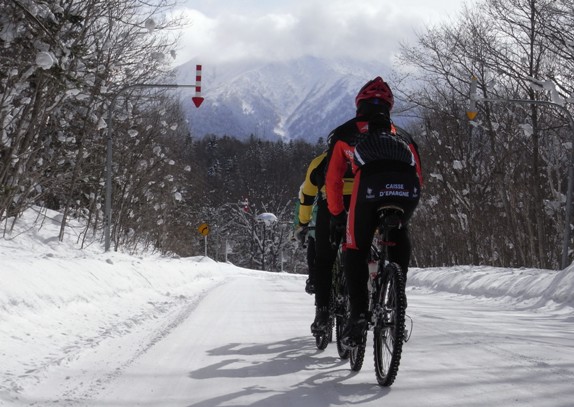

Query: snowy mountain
[177,56,392,142]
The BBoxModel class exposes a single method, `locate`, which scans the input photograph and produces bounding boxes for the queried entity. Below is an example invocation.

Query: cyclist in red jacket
[324,76,422,348]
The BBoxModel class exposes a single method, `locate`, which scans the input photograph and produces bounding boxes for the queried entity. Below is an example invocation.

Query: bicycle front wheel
[373,262,406,386]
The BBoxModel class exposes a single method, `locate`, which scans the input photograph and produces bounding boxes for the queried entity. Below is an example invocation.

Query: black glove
[330,211,347,247]
[295,223,309,247]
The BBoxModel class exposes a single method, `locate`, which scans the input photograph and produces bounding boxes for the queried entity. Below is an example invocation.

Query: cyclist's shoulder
[310,151,327,167]
[308,153,328,187]
[392,124,417,144]
[328,117,364,146]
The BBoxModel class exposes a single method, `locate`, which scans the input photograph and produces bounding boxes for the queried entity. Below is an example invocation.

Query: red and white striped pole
[192,64,204,108]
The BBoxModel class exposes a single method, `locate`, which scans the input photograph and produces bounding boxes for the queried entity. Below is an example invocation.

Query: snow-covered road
[7,270,573,407]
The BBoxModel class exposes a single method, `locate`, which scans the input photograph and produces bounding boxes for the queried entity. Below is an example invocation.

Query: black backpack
[353,129,414,169]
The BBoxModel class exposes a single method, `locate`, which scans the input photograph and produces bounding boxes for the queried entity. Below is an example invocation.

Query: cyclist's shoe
[305,278,316,295]
[310,306,330,335]
[341,314,368,349]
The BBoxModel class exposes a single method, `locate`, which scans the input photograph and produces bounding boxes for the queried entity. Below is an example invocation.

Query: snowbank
[1,207,572,320]
[409,264,574,309]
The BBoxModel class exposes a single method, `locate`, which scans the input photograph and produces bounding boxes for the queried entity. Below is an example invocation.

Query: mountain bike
[347,204,410,386]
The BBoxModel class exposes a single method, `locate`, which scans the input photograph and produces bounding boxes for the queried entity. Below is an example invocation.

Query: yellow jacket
[298,152,353,225]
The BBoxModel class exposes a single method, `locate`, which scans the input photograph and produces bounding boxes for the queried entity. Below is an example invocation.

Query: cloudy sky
[170,0,478,66]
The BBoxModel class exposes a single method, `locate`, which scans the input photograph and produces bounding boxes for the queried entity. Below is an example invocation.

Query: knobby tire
[315,319,332,350]
[335,316,350,359]
[373,262,407,386]
[349,333,367,371]
[333,252,350,359]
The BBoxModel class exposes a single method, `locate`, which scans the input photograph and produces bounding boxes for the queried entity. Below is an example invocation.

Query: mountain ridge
[177,56,393,142]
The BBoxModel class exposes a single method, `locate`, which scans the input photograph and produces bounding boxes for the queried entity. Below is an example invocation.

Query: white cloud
[171,0,476,66]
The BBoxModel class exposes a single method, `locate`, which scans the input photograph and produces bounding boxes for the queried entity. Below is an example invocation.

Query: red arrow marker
[192,96,204,108]
[192,64,204,108]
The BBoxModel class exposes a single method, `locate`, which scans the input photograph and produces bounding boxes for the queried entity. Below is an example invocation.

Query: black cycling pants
[306,235,316,282]
[344,167,420,318]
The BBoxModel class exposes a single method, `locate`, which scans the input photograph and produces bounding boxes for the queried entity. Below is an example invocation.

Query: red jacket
[325,117,422,216]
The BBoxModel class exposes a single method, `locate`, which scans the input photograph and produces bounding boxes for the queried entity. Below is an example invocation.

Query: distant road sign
[198,223,209,236]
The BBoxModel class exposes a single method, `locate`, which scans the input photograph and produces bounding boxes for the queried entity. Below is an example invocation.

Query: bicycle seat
[376,205,404,230]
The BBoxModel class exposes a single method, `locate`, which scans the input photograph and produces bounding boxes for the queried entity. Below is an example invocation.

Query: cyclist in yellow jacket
[296,151,354,337]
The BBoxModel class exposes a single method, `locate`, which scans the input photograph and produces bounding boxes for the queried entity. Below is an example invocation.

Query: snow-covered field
[1,207,573,406]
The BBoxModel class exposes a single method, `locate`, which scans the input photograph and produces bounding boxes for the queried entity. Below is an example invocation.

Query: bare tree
[0,0,187,245]
[398,0,570,268]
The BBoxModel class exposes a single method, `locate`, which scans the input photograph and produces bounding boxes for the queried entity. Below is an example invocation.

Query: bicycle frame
[368,206,401,326]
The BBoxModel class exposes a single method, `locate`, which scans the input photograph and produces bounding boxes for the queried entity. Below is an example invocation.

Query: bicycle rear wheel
[373,262,406,386]
[335,315,350,359]
[333,251,350,359]
[349,332,367,371]
[315,319,332,350]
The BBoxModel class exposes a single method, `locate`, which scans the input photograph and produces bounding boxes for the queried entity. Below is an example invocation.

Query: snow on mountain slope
[177,56,392,142]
